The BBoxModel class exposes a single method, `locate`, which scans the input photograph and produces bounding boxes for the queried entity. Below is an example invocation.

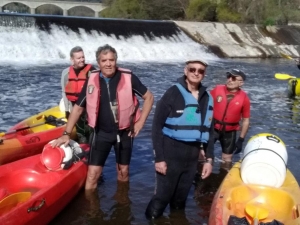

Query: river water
[1,14,300,225]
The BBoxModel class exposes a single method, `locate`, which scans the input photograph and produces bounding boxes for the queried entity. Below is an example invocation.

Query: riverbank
[175,21,300,58]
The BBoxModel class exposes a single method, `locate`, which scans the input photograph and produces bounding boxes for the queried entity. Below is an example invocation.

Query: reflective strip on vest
[162,83,213,142]
[86,68,141,129]
[65,64,92,102]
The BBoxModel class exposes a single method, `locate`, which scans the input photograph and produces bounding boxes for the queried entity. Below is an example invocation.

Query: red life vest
[86,68,141,130]
[212,85,247,131]
[65,64,92,102]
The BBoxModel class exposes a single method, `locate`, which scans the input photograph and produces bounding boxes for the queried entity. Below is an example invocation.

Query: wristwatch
[62,131,71,136]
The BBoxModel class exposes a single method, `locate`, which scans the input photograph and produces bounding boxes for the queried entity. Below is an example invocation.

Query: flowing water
[1,14,300,225]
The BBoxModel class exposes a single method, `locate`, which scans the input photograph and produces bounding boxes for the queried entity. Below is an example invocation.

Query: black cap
[226,69,246,81]
[185,59,208,67]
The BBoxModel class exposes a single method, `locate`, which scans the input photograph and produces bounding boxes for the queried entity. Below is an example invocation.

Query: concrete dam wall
[175,21,300,59]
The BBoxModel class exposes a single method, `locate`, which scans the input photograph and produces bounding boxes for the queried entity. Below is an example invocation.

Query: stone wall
[175,21,300,59]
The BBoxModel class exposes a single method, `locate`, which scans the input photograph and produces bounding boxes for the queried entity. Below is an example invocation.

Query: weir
[0,13,181,38]
[0,13,218,63]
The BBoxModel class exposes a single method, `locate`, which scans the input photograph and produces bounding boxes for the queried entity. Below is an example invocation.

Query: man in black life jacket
[145,59,214,219]
[61,46,96,143]
[53,44,154,190]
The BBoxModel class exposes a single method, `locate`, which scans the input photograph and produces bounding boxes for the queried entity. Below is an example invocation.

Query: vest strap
[164,123,210,132]
[214,119,239,126]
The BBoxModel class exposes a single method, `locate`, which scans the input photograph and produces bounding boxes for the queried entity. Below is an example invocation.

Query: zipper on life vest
[106,82,118,123]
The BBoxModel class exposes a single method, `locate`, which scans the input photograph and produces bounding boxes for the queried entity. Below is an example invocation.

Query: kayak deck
[0,106,76,165]
[209,162,300,225]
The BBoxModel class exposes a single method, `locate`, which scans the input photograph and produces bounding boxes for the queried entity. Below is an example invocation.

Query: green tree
[101,0,189,20]
[101,0,148,19]
[216,0,242,23]
[143,0,189,20]
[186,0,217,21]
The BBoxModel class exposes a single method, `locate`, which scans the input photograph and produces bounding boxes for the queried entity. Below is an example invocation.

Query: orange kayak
[209,162,300,225]
[0,106,76,165]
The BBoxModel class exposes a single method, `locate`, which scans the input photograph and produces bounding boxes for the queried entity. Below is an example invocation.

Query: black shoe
[145,209,162,220]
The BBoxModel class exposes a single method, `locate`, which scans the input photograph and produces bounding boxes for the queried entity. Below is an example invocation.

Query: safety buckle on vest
[174,125,178,131]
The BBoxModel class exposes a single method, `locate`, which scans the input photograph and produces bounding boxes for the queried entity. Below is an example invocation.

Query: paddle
[245,203,269,225]
[0,115,66,137]
[280,52,300,63]
[274,73,297,80]
[0,192,31,215]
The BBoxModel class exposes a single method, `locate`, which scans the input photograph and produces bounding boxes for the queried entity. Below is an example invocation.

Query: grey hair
[96,44,118,62]
[70,46,83,57]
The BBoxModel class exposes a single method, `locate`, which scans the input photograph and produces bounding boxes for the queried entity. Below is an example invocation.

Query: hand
[51,135,70,147]
[198,149,206,161]
[155,161,167,175]
[201,160,213,179]
[234,137,244,154]
[128,120,145,137]
[65,111,70,119]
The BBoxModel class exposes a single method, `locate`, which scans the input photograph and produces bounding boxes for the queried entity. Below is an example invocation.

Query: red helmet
[41,140,73,171]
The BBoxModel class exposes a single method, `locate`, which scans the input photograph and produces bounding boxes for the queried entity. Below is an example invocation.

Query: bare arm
[61,68,72,112]
[239,117,250,138]
[51,104,84,147]
[130,90,154,137]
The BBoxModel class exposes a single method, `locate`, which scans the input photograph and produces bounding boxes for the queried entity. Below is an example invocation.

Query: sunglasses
[188,67,205,74]
[227,74,243,82]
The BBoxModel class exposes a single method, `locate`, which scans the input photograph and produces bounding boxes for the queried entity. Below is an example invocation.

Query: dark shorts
[214,129,236,154]
[88,129,133,166]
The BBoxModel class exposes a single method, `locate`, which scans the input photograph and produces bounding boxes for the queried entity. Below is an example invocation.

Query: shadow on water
[51,180,134,225]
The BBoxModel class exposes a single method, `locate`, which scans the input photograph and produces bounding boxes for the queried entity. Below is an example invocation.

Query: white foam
[0,24,219,64]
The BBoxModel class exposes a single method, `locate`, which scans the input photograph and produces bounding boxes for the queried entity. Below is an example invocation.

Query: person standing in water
[61,46,96,143]
[145,59,214,219]
[211,69,250,166]
[53,44,154,190]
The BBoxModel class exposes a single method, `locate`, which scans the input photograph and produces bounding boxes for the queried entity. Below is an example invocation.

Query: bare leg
[221,153,233,171]
[116,164,129,182]
[85,165,103,190]
[222,153,233,163]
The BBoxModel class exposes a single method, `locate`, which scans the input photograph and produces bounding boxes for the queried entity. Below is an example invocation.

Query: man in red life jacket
[61,46,96,143]
[210,69,250,165]
[53,44,154,190]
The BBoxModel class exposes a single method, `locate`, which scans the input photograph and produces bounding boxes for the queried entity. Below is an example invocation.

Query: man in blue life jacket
[145,59,214,219]
[52,44,154,190]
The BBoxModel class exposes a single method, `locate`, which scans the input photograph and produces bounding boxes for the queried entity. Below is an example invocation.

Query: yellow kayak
[209,162,300,225]
[0,106,76,165]
[288,78,300,96]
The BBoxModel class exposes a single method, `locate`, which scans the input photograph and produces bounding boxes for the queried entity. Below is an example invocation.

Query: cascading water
[0,13,219,64]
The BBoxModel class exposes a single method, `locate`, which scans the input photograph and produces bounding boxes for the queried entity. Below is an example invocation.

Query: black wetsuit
[145,76,214,219]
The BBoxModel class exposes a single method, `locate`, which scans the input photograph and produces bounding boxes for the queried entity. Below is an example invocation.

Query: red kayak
[0,106,76,165]
[0,144,89,225]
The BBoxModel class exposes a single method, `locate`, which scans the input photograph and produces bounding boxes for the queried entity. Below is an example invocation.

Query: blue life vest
[162,83,213,142]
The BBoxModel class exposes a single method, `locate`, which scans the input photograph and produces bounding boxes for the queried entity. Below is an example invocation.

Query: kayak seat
[0,169,61,194]
[227,185,296,223]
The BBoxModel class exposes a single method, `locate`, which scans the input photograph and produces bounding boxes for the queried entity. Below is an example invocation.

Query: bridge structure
[0,0,106,17]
